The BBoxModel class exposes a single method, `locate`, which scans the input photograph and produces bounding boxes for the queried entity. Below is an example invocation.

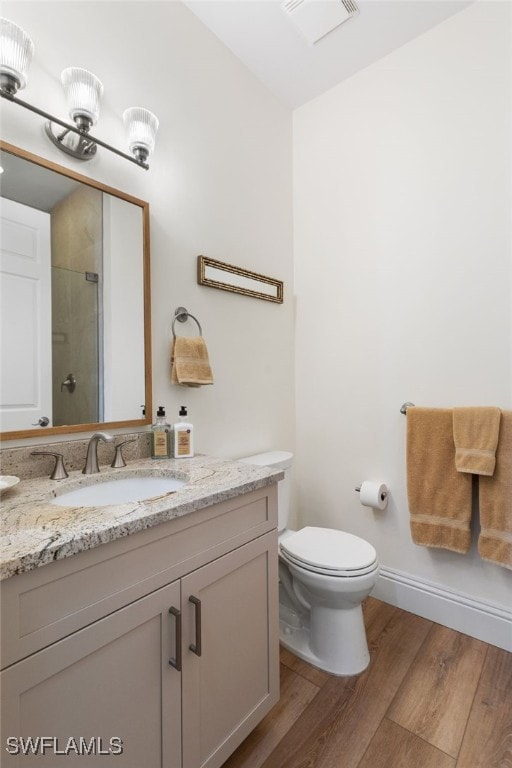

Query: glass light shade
[0,18,35,91]
[123,107,159,157]
[61,67,103,126]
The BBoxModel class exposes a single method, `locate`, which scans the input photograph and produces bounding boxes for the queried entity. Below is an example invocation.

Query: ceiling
[1,150,79,212]
[183,0,473,108]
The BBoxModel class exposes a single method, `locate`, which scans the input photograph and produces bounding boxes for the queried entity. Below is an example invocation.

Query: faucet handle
[31,451,69,480]
[111,439,136,468]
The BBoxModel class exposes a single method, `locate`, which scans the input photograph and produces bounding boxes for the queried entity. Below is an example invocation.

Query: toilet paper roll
[359,481,388,510]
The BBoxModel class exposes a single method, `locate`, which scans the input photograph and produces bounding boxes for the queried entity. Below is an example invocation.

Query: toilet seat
[280,527,378,577]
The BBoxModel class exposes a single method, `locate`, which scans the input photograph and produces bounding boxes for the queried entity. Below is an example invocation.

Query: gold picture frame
[197,256,283,304]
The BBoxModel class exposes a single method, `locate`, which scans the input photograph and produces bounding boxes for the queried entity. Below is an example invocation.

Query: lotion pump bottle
[172,406,194,458]
[151,406,171,459]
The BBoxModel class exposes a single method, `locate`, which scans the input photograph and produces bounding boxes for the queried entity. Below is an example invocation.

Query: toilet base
[279,605,371,677]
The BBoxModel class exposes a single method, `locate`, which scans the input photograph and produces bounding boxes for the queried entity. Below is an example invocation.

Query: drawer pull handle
[168,607,182,671]
[189,595,202,657]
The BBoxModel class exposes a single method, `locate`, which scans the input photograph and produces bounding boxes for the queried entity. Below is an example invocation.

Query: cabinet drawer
[1,485,277,669]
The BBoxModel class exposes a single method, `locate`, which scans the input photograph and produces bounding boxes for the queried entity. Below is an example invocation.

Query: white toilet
[240,451,379,676]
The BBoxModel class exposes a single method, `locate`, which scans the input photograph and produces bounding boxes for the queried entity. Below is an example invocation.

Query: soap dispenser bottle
[151,406,171,459]
[172,406,194,458]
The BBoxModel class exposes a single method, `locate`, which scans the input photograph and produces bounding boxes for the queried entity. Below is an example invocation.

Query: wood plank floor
[223,598,512,768]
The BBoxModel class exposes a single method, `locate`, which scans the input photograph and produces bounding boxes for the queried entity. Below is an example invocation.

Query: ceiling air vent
[281,0,359,45]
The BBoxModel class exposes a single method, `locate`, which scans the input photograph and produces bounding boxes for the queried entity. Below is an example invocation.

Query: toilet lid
[280,527,377,574]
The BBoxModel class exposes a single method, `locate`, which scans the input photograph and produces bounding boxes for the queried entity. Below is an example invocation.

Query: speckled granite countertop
[0,456,283,581]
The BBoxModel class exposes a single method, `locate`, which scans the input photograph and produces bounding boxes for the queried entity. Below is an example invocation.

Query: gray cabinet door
[181,532,279,768]
[1,580,182,767]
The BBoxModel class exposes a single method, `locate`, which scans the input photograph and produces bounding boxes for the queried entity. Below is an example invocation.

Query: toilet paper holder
[355,485,387,502]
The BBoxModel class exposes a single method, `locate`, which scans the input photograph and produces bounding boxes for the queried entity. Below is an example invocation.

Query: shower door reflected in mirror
[52,266,100,427]
[51,182,101,428]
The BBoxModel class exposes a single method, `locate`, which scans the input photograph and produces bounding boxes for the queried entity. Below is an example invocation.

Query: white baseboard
[373,566,512,652]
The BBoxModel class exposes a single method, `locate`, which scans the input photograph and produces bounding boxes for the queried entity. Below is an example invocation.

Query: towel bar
[400,402,415,414]
[172,306,203,338]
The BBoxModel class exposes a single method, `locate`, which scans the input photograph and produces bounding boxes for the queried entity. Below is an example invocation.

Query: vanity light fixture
[0,18,159,169]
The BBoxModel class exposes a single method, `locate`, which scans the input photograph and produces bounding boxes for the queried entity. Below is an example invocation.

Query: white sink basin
[51,475,186,507]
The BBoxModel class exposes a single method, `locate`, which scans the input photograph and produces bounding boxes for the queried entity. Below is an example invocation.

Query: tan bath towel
[478,411,512,570]
[171,336,213,387]
[407,408,472,553]
[453,407,501,476]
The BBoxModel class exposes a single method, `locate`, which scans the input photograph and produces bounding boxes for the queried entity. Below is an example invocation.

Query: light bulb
[123,107,159,163]
[61,67,103,129]
[0,17,35,93]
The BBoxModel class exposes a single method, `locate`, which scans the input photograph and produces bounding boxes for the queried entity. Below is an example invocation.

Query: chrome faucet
[83,432,115,474]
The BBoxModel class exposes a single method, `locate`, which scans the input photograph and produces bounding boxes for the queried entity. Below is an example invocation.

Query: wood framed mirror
[0,141,152,440]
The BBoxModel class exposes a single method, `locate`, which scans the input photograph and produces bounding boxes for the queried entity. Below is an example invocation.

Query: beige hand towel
[407,408,472,553]
[171,336,213,387]
[478,411,512,570]
[452,407,501,476]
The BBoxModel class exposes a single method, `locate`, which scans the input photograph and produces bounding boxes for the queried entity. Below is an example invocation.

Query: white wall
[3,0,510,640]
[1,1,295,457]
[294,2,511,617]
[102,195,145,422]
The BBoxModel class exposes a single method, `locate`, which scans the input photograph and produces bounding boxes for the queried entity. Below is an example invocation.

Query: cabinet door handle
[188,595,202,657]
[168,607,182,671]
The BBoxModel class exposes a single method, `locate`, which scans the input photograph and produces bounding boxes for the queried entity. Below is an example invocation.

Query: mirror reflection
[0,143,151,438]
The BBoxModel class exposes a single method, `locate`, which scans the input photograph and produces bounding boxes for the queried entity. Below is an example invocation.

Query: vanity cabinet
[2,579,183,767]
[181,533,277,768]
[1,486,279,768]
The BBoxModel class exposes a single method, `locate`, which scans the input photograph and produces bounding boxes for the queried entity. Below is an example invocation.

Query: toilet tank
[239,451,293,532]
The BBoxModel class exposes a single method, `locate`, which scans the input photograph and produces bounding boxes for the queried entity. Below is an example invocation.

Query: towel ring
[172,306,203,338]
